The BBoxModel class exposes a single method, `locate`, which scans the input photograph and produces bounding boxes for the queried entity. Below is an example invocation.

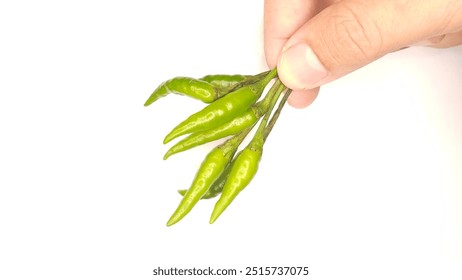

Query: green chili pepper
[166,147,229,226]
[145,71,271,107]
[200,159,233,199]
[177,151,238,200]
[209,138,263,224]
[163,80,284,159]
[163,69,278,144]
[144,77,224,106]
[164,108,258,159]
[209,82,287,224]
[166,128,252,226]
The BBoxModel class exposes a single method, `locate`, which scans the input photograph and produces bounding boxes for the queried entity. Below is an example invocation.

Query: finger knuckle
[325,3,383,65]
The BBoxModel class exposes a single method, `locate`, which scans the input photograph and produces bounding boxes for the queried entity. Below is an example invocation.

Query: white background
[1,1,461,279]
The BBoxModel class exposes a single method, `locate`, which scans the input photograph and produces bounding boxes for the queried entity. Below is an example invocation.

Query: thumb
[277,0,462,90]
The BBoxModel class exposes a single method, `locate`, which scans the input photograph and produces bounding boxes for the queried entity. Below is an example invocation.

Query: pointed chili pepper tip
[163,133,175,145]
[209,214,218,224]
[143,98,153,107]
[143,98,155,107]
[163,151,172,160]
[144,91,162,107]
[166,218,176,227]
[167,209,185,227]
[163,146,179,160]
[209,199,229,224]
[209,212,220,224]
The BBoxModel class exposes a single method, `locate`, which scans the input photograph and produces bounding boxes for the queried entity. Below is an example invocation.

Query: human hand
[264,0,462,108]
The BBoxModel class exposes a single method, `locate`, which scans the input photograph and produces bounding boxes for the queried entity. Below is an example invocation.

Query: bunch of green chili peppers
[145,68,291,226]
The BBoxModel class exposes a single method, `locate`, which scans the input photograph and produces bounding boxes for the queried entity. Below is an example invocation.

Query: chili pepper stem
[259,68,278,87]
[263,89,292,141]
[252,70,271,81]
[253,82,286,139]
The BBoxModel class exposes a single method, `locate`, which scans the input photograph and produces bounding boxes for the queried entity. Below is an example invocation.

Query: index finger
[264,0,319,68]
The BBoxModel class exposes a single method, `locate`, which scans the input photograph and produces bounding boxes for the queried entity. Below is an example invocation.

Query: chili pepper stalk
[263,89,292,141]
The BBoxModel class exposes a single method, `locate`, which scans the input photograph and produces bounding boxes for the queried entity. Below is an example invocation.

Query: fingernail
[278,43,328,90]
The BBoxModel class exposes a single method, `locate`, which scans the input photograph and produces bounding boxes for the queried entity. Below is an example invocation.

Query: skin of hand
[264,0,462,108]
